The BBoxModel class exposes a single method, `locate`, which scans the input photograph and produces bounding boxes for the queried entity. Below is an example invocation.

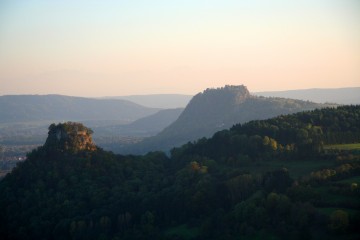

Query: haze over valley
[1,86,358,163]
[1,1,360,239]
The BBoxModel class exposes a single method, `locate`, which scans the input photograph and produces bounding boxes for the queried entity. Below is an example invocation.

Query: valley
[2,1,359,239]
[1,86,359,175]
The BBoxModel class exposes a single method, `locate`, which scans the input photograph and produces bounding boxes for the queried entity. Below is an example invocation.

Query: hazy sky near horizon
[0,0,359,97]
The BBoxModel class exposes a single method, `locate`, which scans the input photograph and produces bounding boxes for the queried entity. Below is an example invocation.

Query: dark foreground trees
[0,106,360,239]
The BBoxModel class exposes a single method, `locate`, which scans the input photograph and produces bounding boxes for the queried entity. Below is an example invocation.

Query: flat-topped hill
[120,85,332,154]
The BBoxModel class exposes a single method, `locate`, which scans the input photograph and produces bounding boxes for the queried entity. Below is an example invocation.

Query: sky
[0,0,359,97]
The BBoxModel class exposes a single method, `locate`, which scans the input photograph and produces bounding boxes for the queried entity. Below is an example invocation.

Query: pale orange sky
[0,0,359,96]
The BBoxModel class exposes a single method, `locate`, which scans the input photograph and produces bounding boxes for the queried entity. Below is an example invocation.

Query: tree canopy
[0,106,360,239]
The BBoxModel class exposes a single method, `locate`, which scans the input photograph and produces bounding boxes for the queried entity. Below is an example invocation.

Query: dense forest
[0,106,359,239]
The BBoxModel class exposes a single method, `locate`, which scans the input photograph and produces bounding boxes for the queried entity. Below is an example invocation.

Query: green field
[240,160,336,179]
[324,143,360,150]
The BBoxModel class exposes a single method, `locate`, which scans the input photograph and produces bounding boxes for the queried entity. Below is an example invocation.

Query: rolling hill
[255,87,360,105]
[104,94,192,108]
[0,94,160,124]
[92,108,184,137]
[122,108,184,135]
[120,85,331,154]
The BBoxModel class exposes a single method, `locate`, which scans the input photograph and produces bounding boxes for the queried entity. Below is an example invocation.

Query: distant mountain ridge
[255,87,360,104]
[0,94,160,124]
[120,85,332,154]
[125,108,184,135]
[102,87,360,109]
[92,108,184,137]
[104,94,192,108]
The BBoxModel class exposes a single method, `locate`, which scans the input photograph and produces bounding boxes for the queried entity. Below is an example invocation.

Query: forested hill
[0,94,160,123]
[0,106,359,240]
[172,105,360,161]
[121,85,330,154]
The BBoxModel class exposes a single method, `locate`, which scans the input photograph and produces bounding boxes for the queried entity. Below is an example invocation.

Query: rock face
[44,122,96,152]
[201,85,250,104]
[179,85,250,121]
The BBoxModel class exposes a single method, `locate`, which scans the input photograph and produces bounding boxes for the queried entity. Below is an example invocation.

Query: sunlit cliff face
[44,122,96,153]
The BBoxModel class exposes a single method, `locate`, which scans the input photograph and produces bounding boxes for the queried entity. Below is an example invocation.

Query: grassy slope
[324,143,360,150]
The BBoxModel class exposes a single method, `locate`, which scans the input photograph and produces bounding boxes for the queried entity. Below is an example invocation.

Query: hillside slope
[105,94,192,108]
[124,108,184,135]
[92,108,184,137]
[121,85,330,154]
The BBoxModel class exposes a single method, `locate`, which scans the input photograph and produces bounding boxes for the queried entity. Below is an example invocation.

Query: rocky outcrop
[44,122,96,152]
[201,85,250,104]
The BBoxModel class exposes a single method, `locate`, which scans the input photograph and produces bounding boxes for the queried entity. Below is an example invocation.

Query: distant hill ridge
[93,108,184,138]
[103,87,360,108]
[0,94,160,123]
[119,85,332,154]
[104,94,192,108]
[255,87,360,104]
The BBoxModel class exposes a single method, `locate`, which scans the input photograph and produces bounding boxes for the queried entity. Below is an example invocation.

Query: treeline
[175,105,360,161]
[0,106,359,239]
